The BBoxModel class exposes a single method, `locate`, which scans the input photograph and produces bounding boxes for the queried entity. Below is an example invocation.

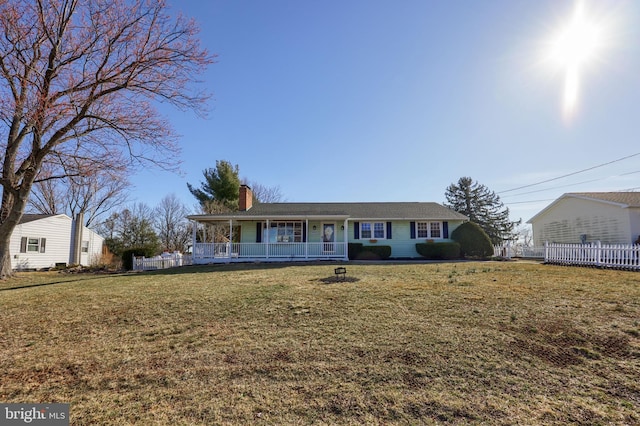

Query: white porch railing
[192,242,347,262]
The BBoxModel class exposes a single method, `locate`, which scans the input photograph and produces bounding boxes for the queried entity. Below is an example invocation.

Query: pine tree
[444,177,520,244]
[187,160,241,212]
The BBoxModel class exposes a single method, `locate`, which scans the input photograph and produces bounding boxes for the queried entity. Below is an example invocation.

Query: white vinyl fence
[133,252,193,271]
[494,242,640,271]
[544,242,640,270]
[493,243,545,259]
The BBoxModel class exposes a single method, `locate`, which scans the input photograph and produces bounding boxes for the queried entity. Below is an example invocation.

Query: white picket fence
[494,242,640,271]
[544,242,640,270]
[133,252,193,271]
[493,243,545,259]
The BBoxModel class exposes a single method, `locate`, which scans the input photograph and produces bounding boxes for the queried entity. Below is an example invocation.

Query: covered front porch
[189,216,349,263]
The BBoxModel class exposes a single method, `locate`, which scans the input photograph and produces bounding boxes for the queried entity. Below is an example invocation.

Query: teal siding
[240,221,347,243]
[348,220,465,258]
[237,219,465,258]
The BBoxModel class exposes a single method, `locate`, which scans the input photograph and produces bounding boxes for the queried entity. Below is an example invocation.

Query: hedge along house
[187,185,469,263]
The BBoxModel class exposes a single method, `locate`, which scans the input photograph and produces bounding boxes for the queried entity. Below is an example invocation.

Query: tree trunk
[0,232,13,279]
[0,184,32,279]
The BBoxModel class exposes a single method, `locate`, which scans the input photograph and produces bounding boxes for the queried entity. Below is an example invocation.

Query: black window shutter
[354,221,360,239]
[386,222,392,239]
[443,222,449,239]
[410,222,416,239]
[302,222,307,242]
[20,237,27,253]
[256,223,262,243]
[40,238,46,253]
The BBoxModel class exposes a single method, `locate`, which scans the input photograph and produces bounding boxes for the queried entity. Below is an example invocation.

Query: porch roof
[187,202,468,222]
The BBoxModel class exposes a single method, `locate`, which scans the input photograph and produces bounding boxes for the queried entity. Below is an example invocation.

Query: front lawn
[1,262,638,424]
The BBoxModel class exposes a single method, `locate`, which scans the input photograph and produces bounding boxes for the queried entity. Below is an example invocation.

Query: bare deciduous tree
[247,181,285,203]
[0,0,213,278]
[154,193,191,253]
[29,161,131,227]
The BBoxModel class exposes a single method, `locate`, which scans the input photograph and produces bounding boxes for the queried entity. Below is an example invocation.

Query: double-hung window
[417,222,442,239]
[20,237,46,253]
[263,222,303,243]
[360,222,385,239]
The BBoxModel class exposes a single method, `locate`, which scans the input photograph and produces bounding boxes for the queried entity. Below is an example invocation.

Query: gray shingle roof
[568,192,640,207]
[19,214,56,224]
[188,202,468,221]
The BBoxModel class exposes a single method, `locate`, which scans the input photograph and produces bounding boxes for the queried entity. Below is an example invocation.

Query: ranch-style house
[187,185,468,263]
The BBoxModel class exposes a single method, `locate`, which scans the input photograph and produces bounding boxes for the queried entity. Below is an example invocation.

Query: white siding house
[528,192,640,246]
[10,214,104,270]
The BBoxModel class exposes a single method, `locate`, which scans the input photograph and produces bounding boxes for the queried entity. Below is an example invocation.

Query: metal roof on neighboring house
[188,202,469,221]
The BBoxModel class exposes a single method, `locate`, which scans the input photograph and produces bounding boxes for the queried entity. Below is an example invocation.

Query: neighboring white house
[10,214,104,270]
[528,192,640,246]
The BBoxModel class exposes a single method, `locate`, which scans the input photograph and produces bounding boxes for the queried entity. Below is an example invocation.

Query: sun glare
[550,1,602,69]
[546,0,606,123]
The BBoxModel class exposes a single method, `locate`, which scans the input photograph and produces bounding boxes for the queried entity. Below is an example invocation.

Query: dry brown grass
[1,261,639,424]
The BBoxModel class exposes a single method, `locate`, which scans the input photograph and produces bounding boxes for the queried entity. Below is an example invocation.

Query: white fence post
[544,241,549,263]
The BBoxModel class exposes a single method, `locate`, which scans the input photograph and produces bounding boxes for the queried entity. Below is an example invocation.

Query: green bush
[450,222,493,259]
[121,246,159,271]
[357,245,391,260]
[416,242,461,260]
[348,243,364,259]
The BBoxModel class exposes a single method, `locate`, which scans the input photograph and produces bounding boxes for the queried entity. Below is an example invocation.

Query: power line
[500,178,602,198]
[504,198,556,205]
[498,152,640,194]
[500,170,640,199]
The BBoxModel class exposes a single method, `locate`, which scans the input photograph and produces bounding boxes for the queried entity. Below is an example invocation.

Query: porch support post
[191,220,197,260]
[343,218,349,260]
[229,219,233,259]
[266,219,270,259]
[305,219,309,259]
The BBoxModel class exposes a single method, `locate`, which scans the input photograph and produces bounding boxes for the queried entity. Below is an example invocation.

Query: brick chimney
[239,184,253,211]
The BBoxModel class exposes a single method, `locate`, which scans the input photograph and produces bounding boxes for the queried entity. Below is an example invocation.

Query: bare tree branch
[0,0,214,278]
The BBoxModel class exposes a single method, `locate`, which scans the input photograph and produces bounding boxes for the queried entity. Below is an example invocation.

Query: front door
[322,223,335,252]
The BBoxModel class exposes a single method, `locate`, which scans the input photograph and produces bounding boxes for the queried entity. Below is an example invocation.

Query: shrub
[121,246,159,271]
[357,245,391,260]
[450,222,493,259]
[416,242,461,260]
[348,243,364,259]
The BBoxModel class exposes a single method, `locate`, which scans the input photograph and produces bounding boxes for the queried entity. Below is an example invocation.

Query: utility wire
[504,198,556,205]
[500,170,640,199]
[498,152,640,194]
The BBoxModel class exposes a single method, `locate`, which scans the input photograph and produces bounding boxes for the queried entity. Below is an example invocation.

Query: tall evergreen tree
[444,177,520,244]
[187,160,241,212]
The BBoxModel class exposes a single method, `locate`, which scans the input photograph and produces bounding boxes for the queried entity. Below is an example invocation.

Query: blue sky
[133,0,640,225]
